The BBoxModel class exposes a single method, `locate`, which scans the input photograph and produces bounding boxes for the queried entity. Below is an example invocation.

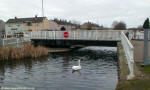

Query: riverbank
[0,43,49,60]
[48,48,72,52]
[116,42,150,90]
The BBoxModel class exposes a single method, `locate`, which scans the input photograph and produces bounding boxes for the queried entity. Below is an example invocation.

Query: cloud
[0,0,150,28]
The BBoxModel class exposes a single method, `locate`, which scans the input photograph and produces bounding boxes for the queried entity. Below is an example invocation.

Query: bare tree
[112,21,126,30]
[137,25,143,31]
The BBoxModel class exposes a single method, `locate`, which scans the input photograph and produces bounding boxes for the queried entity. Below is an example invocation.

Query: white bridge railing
[29,30,121,41]
[121,31,134,80]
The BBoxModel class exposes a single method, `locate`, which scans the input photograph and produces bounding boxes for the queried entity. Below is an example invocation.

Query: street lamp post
[42,0,44,17]
[41,0,45,31]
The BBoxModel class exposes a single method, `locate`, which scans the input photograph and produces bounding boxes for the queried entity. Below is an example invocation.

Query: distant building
[49,19,77,31]
[80,22,100,30]
[5,16,50,34]
[0,20,5,32]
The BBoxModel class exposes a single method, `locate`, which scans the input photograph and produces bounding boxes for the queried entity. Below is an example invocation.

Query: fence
[1,37,26,47]
[133,31,150,40]
[121,31,134,79]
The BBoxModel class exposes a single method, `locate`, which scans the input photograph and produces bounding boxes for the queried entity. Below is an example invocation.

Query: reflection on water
[0,46,118,90]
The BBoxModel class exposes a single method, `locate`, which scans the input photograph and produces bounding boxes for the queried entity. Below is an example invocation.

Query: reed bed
[0,43,49,60]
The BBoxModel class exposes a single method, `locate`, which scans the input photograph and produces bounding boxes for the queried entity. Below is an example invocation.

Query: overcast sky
[0,0,150,28]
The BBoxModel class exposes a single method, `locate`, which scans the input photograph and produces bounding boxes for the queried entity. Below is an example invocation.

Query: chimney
[15,17,17,19]
[35,15,38,18]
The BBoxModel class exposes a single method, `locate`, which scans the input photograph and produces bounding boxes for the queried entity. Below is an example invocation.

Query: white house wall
[5,23,24,34]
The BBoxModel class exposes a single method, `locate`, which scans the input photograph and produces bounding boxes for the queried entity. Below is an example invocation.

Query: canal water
[0,46,118,90]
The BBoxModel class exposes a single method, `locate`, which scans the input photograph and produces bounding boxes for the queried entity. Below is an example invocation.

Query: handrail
[121,31,134,79]
[29,30,121,41]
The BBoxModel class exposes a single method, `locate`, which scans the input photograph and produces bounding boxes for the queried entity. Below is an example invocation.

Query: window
[11,28,17,31]
[26,21,32,26]
[36,23,40,26]
[17,24,20,27]
[8,24,12,27]
[28,30,32,31]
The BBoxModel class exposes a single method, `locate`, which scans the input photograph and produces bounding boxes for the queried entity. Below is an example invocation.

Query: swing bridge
[27,30,134,80]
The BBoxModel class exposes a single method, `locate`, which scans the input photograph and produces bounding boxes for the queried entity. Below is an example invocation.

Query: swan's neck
[78,60,81,66]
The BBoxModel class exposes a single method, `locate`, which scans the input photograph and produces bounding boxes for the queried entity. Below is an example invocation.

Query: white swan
[72,59,81,71]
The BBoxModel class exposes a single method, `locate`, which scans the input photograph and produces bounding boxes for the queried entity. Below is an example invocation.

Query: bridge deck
[29,30,121,41]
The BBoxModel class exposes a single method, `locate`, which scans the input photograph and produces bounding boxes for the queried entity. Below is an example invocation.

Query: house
[5,16,50,34]
[0,20,5,32]
[80,22,100,30]
[49,19,77,31]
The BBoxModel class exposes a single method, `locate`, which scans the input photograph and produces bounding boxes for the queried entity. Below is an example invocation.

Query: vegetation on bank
[0,43,49,60]
[116,79,150,90]
[140,65,150,74]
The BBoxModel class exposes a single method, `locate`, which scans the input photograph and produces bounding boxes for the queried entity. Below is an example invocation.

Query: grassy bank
[0,43,49,60]
[116,79,150,90]
[116,67,150,90]
[139,64,150,74]
[116,42,150,90]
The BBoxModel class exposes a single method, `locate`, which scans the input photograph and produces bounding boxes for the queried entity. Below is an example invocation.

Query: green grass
[141,65,150,74]
[116,79,150,90]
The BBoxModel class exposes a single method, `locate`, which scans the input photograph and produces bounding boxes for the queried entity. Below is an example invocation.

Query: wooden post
[96,30,98,40]
[45,31,46,39]
[74,31,76,40]
[54,31,56,39]
[2,39,4,47]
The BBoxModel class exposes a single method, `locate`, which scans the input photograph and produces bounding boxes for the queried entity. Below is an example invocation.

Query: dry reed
[0,43,49,60]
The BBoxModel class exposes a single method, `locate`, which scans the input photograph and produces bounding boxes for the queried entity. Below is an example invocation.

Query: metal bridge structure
[27,30,134,79]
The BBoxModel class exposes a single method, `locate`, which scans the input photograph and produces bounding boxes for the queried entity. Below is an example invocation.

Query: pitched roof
[82,22,100,27]
[0,20,5,23]
[6,17,46,23]
[52,19,77,26]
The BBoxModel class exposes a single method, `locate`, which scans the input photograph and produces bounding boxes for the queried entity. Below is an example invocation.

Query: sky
[0,0,150,28]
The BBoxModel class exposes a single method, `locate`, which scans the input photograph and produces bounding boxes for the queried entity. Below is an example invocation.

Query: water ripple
[0,46,118,90]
